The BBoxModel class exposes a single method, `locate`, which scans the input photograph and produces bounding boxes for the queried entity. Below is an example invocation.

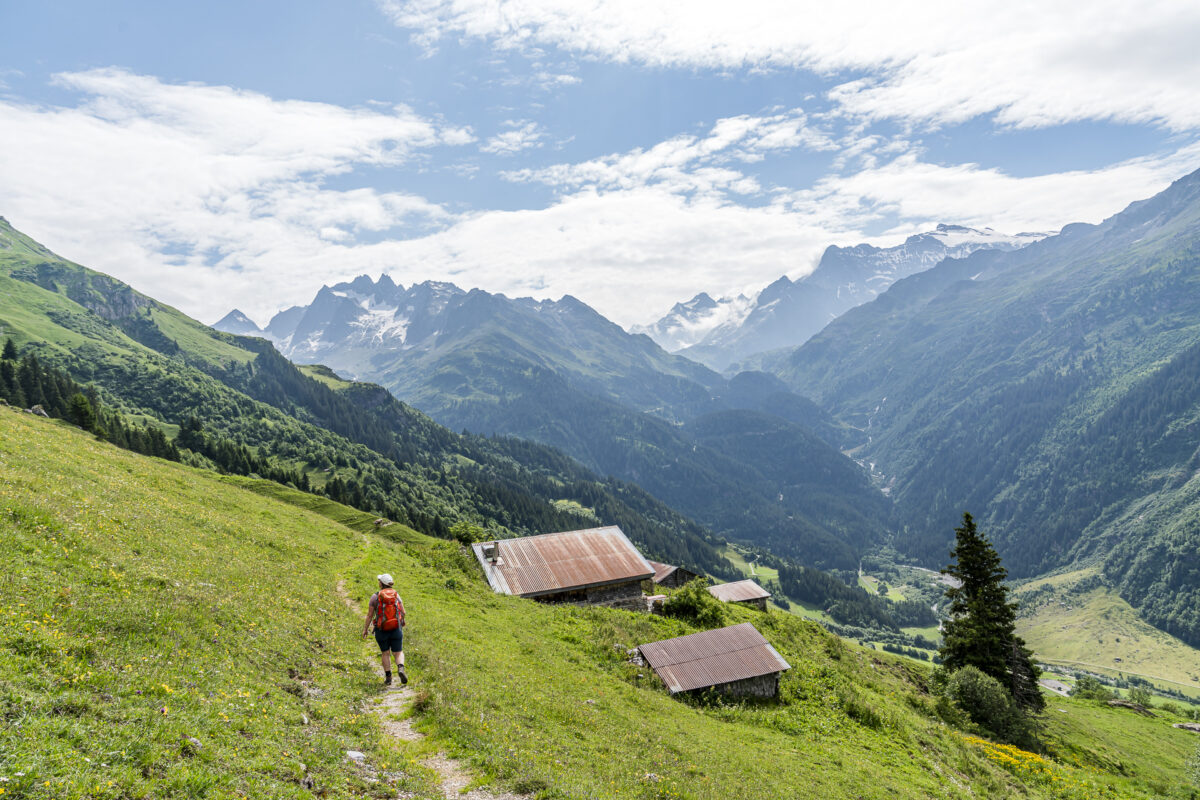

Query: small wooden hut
[638,622,790,698]
[707,579,771,611]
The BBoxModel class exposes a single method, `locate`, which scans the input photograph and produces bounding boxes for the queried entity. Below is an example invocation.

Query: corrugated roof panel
[638,623,790,694]
[647,560,678,584]
[708,579,771,603]
[472,526,653,597]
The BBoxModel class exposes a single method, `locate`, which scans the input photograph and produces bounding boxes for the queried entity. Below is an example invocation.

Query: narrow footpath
[336,577,528,800]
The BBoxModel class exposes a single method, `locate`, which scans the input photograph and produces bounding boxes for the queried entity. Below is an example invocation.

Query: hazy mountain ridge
[629,291,755,353]
[218,275,890,569]
[769,168,1200,646]
[640,224,1044,371]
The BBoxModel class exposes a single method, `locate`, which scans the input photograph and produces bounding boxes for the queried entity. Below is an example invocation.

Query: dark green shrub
[1127,686,1153,707]
[944,666,1037,748]
[663,578,726,628]
[1072,676,1114,701]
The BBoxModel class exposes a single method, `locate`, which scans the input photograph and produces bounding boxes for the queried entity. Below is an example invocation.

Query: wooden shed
[471,526,654,611]
[707,579,772,611]
[638,622,790,698]
[646,560,701,589]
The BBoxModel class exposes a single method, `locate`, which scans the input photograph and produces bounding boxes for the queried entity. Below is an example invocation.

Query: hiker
[361,573,407,686]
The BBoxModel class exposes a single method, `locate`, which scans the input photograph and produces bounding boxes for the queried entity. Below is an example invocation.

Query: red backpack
[377,588,402,631]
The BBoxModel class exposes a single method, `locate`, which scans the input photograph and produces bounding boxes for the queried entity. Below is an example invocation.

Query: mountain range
[216,275,889,569]
[762,168,1200,646]
[635,224,1044,371]
[0,217,738,577]
[213,168,1200,648]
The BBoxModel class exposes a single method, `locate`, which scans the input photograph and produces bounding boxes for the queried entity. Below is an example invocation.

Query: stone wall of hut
[712,672,780,699]
[533,580,646,612]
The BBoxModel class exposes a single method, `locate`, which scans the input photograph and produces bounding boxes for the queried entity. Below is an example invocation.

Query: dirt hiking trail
[337,578,529,800]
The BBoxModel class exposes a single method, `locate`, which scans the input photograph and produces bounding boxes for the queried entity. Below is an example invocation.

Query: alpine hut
[707,579,772,611]
[638,622,790,698]
[646,560,701,589]
[471,526,654,611]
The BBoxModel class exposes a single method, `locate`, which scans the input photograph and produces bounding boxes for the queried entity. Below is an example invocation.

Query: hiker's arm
[361,606,375,638]
[398,598,406,627]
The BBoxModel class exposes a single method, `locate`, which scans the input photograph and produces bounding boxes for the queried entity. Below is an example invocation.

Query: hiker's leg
[379,650,391,671]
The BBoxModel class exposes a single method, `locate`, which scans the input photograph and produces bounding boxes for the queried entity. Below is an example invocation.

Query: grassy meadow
[1017,569,1200,701]
[2,410,1199,799]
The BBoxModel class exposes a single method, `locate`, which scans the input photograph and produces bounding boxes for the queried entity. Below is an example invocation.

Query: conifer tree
[2,337,17,361]
[940,512,1045,712]
[69,392,97,433]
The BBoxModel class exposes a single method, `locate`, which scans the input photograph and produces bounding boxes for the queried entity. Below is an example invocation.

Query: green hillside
[4,410,1199,799]
[772,169,1200,646]
[1016,569,1200,699]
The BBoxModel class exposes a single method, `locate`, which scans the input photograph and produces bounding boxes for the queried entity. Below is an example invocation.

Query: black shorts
[374,626,403,653]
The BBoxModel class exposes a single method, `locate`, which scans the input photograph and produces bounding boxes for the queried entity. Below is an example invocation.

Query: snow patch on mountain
[639,223,1046,370]
[631,292,755,352]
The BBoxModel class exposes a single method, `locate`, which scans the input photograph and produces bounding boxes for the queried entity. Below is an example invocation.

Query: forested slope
[772,168,1200,645]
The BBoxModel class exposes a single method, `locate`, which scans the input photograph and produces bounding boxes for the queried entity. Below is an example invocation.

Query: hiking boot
[397,667,408,685]
[383,673,393,687]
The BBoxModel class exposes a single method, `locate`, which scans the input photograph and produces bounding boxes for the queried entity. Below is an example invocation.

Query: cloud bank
[2,60,1199,330]
[379,0,1200,131]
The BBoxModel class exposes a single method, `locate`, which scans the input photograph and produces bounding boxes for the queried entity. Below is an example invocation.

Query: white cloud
[252,144,1197,330]
[480,120,546,155]
[378,0,1200,131]
[0,69,466,323]
[786,143,1200,240]
[504,110,829,198]
[4,67,1200,332]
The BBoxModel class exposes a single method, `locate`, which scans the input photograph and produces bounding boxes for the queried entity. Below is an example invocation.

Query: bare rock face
[1106,699,1155,716]
[1173,722,1200,733]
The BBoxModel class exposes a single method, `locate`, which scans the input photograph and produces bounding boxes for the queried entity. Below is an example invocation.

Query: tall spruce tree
[940,512,1045,712]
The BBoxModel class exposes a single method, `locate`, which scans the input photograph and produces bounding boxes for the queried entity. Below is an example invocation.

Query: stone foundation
[533,580,647,612]
[709,672,780,699]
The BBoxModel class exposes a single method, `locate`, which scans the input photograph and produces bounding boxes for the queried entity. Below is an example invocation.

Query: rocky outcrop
[1106,699,1155,716]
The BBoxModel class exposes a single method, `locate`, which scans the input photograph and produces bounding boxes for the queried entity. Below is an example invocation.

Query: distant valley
[216,168,1200,653]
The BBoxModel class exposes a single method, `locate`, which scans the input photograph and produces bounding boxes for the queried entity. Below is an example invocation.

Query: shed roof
[471,526,653,598]
[647,560,678,583]
[707,579,771,603]
[638,622,790,694]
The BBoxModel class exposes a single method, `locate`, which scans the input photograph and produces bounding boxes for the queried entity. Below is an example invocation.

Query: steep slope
[0,217,733,576]
[771,168,1200,645]
[3,410,1193,800]
[652,225,1043,372]
[219,276,888,569]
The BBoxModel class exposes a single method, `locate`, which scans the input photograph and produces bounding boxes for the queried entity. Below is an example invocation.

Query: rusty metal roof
[647,560,700,584]
[638,623,790,694]
[707,579,771,603]
[471,526,654,598]
[647,560,677,583]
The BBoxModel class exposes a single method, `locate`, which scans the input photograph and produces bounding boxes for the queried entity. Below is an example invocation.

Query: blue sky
[3,0,1200,327]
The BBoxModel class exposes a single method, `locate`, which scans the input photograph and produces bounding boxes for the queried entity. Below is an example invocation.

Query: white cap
[377,573,394,586]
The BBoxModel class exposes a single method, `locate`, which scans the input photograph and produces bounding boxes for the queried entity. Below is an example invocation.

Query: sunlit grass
[2,410,1195,799]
